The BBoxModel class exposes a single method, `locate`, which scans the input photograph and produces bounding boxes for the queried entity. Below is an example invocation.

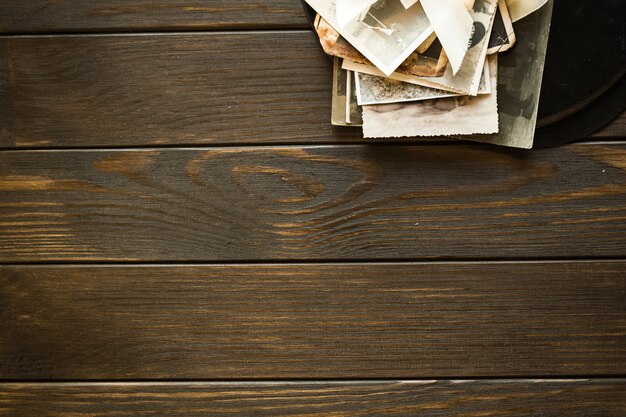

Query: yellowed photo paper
[305,0,434,75]
[361,54,498,138]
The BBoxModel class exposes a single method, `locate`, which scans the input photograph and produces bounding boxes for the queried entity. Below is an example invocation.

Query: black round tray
[302,0,626,148]
[534,0,626,147]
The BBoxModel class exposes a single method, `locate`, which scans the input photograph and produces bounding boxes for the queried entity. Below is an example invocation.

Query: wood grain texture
[0,32,339,148]
[594,112,626,138]
[1,262,625,379]
[0,33,622,149]
[0,1,308,33]
[1,380,625,416]
[1,144,626,262]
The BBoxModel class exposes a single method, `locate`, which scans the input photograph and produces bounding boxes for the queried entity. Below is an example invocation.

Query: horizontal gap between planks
[0,28,312,39]
[1,257,626,267]
[2,376,626,385]
[0,139,624,153]
[0,140,460,153]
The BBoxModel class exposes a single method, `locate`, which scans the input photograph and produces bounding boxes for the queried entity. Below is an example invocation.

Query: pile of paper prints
[305,0,552,148]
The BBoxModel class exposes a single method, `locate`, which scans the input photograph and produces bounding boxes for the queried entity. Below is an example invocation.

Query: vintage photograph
[315,14,369,65]
[395,38,448,77]
[331,57,363,126]
[506,0,549,21]
[420,0,498,95]
[343,0,497,95]
[361,54,498,138]
[356,72,459,105]
[345,55,491,95]
[346,70,363,125]
[331,57,349,126]
[419,0,474,74]
[477,60,491,94]
[306,0,434,75]
[472,1,554,148]
[487,0,516,54]
[343,58,454,91]
[315,14,448,77]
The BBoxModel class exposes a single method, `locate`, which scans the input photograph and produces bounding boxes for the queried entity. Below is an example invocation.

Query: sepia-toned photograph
[419,0,474,74]
[487,0,517,54]
[362,54,498,138]
[343,58,457,91]
[315,15,370,65]
[506,0,549,22]
[315,14,447,77]
[420,0,498,95]
[343,0,497,95]
[346,70,363,125]
[473,1,554,148]
[394,38,448,77]
[356,72,459,105]
[306,0,434,75]
[331,57,349,126]
[344,55,491,95]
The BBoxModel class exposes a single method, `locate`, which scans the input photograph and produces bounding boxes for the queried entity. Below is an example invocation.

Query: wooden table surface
[1,1,625,415]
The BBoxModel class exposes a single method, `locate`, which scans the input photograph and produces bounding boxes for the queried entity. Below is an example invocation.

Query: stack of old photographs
[305,0,553,148]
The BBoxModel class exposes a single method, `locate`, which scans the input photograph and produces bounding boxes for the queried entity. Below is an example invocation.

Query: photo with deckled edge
[314,14,448,77]
[342,0,497,95]
[305,0,434,76]
[466,0,553,148]
[361,54,498,138]
[331,57,350,126]
[355,72,460,106]
[487,1,516,54]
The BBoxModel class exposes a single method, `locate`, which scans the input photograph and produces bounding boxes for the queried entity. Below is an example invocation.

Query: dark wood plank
[1,33,622,149]
[1,262,624,379]
[1,380,625,416]
[1,144,626,262]
[593,112,626,138]
[0,32,338,148]
[0,1,308,33]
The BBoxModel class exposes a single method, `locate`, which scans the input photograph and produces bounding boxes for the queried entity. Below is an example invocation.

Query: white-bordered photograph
[487,0,517,54]
[331,58,349,126]
[345,70,363,124]
[305,0,434,75]
[361,54,499,138]
[343,0,497,95]
[355,72,460,105]
[345,56,492,95]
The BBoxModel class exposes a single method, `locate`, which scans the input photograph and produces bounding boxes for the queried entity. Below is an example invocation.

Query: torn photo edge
[305,0,434,76]
[343,54,492,95]
[342,0,498,95]
[487,0,516,54]
[361,54,499,138]
[463,0,554,149]
[315,13,448,77]
[346,70,364,125]
[355,71,461,106]
[331,57,350,126]
[420,0,474,74]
